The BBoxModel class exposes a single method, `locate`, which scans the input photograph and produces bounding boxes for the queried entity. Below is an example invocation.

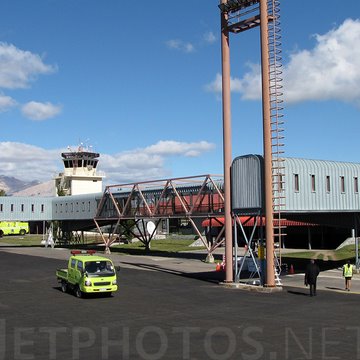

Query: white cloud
[0,94,16,112]
[0,43,59,119]
[0,142,60,182]
[0,140,216,184]
[144,140,215,157]
[205,65,261,100]
[102,140,215,183]
[205,18,360,106]
[0,42,56,89]
[204,31,216,44]
[166,39,195,53]
[21,101,62,121]
[284,18,360,105]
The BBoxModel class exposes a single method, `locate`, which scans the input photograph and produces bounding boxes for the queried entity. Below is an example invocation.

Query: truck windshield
[85,261,115,276]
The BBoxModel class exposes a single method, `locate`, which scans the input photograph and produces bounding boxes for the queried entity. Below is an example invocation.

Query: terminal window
[311,174,316,192]
[354,177,359,193]
[340,176,345,193]
[326,176,331,193]
[294,174,299,192]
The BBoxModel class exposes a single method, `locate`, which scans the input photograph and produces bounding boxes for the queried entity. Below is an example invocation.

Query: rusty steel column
[220,0,233,283]
[260,0,275,286]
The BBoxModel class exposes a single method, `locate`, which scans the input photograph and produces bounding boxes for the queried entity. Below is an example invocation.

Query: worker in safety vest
[343,260,354,291]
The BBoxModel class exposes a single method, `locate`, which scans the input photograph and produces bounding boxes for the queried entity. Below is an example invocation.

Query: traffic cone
[215,263,221,272]
[289,264,295,274]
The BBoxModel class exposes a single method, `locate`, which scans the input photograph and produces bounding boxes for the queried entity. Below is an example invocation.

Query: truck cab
[56,250,119,297]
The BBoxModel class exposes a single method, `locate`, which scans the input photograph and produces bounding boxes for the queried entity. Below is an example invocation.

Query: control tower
[54,145,105,196]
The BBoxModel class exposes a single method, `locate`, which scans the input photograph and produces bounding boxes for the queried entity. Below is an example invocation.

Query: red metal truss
[93,175,225,257]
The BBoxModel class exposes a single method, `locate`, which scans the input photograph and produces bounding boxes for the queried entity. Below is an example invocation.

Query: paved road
[0,247,360,359]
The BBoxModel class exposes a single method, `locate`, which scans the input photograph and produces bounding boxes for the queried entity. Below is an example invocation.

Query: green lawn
[282,245,356,261]
[0,235,204,254]
[112,239,200,253]
[0,234,44,246]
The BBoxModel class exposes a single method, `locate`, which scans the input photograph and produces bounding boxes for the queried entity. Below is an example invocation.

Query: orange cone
[289,264,295,274]
[215,263,221,272]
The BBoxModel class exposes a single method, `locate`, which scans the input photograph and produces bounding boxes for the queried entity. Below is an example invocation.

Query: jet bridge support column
[220,0,233,282]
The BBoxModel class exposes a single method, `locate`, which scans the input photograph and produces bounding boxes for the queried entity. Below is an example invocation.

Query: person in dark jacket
[304,259,320,296]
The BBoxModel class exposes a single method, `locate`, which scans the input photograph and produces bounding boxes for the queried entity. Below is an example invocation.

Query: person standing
[304,259,320,296]
[343,260,353,291]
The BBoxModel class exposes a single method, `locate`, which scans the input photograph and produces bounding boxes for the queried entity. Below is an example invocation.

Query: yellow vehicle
[0,221,29,237]
[56,250,120,298]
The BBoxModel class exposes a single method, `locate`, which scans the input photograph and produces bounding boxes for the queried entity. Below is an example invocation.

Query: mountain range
[0,175,55,196]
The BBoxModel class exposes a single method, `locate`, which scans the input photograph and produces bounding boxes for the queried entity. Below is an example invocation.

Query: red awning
[201,216,318,228]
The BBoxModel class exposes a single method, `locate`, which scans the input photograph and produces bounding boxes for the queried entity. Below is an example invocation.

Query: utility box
[231,154,264,215]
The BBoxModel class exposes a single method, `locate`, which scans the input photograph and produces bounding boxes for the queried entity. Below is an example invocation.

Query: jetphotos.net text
[1,320,359,360]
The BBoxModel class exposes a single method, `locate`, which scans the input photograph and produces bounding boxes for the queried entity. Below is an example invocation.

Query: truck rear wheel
[19,229,26,236]
[61,281,68,293]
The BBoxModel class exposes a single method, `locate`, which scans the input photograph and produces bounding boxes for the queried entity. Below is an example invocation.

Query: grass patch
[0,235,205,255]
[0,234,44,246]
[112,239,198,253]
[283,245,356,262]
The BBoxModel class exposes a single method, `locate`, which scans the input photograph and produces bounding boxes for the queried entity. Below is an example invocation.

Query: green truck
[0,221,29,237]
[56,250,119,298]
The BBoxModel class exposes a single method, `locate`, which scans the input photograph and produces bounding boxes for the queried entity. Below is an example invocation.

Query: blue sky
[0,0,359,186]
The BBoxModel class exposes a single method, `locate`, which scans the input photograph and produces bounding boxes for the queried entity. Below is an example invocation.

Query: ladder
[274,267,282,286]
[267,0,286,263]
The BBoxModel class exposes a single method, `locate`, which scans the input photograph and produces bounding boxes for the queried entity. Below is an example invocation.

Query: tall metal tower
[219,0,285,286]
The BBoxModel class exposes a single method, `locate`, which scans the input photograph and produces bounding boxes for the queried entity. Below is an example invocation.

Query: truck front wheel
[19,229,26,236]
[75,286,82,298]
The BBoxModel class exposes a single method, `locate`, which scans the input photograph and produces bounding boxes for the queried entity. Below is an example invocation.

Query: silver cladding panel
[51,193,102,220]
[0,193,102,221]
[0,197,52,221]
[231,154,264,214]
[284,158,360,212]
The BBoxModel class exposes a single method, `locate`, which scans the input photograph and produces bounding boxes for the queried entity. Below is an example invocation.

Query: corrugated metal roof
[284,157,360,212]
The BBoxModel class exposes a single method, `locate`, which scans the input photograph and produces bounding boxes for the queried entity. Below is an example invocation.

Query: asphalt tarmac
[0,248,359,360]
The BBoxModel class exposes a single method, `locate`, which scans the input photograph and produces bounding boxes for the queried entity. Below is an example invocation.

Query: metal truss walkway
[93,175,225,258]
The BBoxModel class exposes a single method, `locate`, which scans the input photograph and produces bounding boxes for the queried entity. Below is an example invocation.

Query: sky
[0,0,359,187]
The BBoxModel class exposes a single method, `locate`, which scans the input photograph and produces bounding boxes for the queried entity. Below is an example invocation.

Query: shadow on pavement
[121,261,226,284]
[325,286,345,291]
[287,289,309,296]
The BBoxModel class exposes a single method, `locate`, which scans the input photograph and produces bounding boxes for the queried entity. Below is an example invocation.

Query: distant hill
[12,180,56,197]
[0,175,54,196]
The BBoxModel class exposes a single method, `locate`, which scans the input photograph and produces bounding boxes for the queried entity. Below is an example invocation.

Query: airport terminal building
[1,154,360,249]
